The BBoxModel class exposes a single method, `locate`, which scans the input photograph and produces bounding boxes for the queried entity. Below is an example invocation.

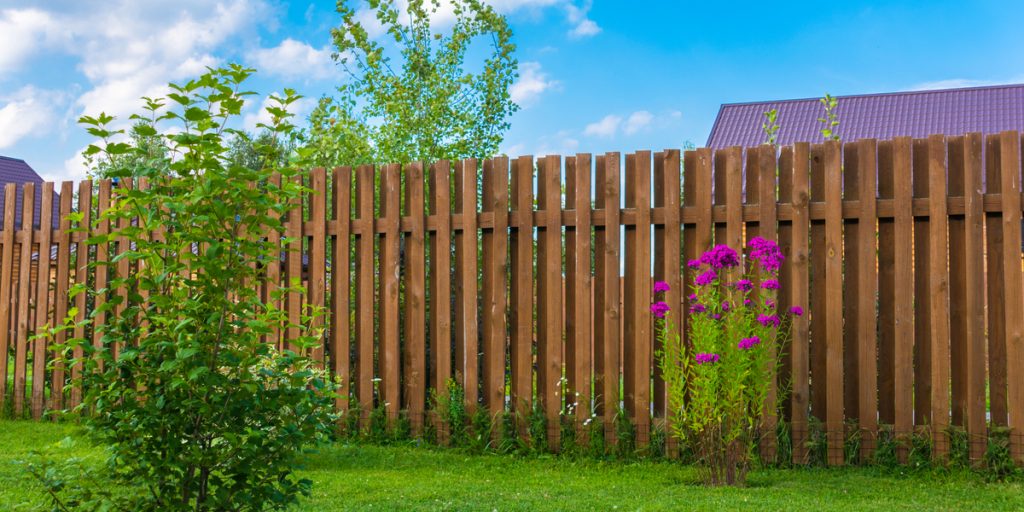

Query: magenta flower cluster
[699,244,740,269]
[695,352,720,365]
[789,305,804,317]
[733,279,753,292]
[650,301,670,318]
[654,280,671,293]
[761,279,780,290]
[757,313,781,328]
[738,336,761,350]
[695,268,718,286]
[749,236,784,272]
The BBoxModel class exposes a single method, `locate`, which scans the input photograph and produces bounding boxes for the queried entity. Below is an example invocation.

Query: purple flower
[690,303,706,314]
[650,301,671,318]
[757,313,781,328]
[761,279,781,290]
[687,259,702,269]
[738,336,761,350]
[749,236,784,272]
[733,279,753,292]
[695,268,718,286]
[695,352,720,365]
[688,293,698,302]
[709,313,721,320]
[789,305,804,317]
[766,299,776,309]
[744,298,753,307]
[699,244,740,269]
[721,300,731,312]
[653,281,671,293]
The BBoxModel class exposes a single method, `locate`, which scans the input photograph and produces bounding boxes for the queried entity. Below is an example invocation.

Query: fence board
[404,162,427,431]
[454,159,479,413]
[70,180,92,408]
[332,167,352,413]
[758,145,779,462]
[892,137,916,463]
[998,131,1024,464]
[112,178,132,361]
[14,182,36,416]
[912,139,932,427]
[595,153,621,439]
[285,175,302,353]
[961,133,986,462]
[842,144,860,425]
[809,145,828,422]
[481,158,508,417]
[31,182,54,419]
[947,138,968,429]
[877,140,896,426]
[354,165,375,422]
[309,168,327,364]
[984,135,1008,428]
[928,134,952,460]
[538,155,563,451]
[567,153,593,426]
[0,185,14,410]
[789,143,811,464]
[428,161,452,413]
[265,174,282,349]
[379,164,401,422]
[50,181,73,412]
[823,140,844,466]
[857,139,879,460]
[509,156,533,421]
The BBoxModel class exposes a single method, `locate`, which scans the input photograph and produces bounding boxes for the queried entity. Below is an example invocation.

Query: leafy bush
[36,65,335,511]
[657,239,797,486]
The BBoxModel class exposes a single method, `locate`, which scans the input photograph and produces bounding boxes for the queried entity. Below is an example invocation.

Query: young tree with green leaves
[301,0,519,167]
[33,65,335,511]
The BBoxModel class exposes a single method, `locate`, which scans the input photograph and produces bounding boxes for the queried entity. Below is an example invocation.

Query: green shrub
[34,65,335,511]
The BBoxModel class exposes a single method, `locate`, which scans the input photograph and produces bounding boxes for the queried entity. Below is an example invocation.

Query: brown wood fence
[2,132,1023,466]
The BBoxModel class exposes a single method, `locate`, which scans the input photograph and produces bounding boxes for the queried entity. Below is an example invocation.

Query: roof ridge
[719,82,1024,108]
[0,155,27,163]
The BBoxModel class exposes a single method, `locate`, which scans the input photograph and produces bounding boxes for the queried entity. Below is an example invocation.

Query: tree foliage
[302,0,518,167]
[34,65,335,511]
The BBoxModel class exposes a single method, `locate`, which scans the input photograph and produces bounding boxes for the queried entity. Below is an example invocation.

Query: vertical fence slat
[112,179,132,361]
[877,140,896,426]
[567,153,593,426]
[823,140,844,466]
[842,143,860,425]
[892,137,915,463]
[984,135,1007,428]
[0,184,14,411]
[998,131,1024,463]
[595,153,622,441]
[725,147,743,253]
[790,142,811,463]
[928,134,952,460]
[757,145,780,462]
[653,150,680,440]
[809,145,828,422]
[404,162,427,431]
[309,168,327,364]
[50,181,73,412]
[354,165,375,423]
[454,159,479,412]
[538,155,563,450]
[857,139,879,460]
[962,133,986,462]
[912,139,932,428]
[285,175,302,353]
[428,161,452,433]
[264,174,282,349]
[379,164,401,422]
[70,181,92,408]
[481,158,508,417]
[14,183,36,416]
[332,166,352,414]
[31,182,54,419]
[624,151,652,446]
[947,137,968,429]
[509,156,532,422]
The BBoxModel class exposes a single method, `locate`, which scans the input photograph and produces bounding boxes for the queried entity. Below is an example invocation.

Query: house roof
[0,155,60,228]
[707,83,1024,148]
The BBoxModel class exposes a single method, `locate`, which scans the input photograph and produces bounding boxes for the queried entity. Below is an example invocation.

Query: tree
[302,0,519,167]
[34,65,335,511]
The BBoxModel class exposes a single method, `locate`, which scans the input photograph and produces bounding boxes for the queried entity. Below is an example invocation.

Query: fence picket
[998,131,1024,464]
[892,137,915,463]
[538,155,563,451]
[789,143,811,464]
[481,158,508,418]
[857,139,879,460]
[31,182,54,419]
[332,167,352,414]
[404,162,427,432]
[509,156,533,423]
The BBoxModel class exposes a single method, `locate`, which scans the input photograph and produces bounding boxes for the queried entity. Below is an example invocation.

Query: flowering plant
[656,237,799,486]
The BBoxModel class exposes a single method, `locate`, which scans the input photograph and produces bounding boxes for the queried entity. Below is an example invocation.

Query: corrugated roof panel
[708,83,1024,148]
[0,155,60,228]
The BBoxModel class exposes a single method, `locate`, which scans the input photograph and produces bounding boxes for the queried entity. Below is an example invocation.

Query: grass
[2,420,1023,511]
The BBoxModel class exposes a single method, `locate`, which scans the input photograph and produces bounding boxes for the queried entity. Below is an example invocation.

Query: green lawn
[1,420,1022,511]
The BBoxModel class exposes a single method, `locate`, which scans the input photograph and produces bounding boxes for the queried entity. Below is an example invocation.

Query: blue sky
[1,0,1023,183]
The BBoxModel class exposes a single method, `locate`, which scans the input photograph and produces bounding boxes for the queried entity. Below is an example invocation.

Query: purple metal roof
[707,83,1024,148]
[0,155,60,228]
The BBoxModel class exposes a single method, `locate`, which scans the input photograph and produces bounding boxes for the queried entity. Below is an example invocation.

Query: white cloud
[565,1,601,39]
[0,8,62,73]
[584,114,621,138]
[510,61,559,107]
[908,76,1024,91]
[0,86,63,149]
[624,110,653,135]
[248,38,338,80]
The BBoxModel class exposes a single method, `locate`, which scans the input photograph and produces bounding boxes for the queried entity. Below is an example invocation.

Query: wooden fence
[2,131,1023,466]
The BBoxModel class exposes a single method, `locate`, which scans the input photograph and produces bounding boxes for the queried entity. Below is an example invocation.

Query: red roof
[707,83,1024,148]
